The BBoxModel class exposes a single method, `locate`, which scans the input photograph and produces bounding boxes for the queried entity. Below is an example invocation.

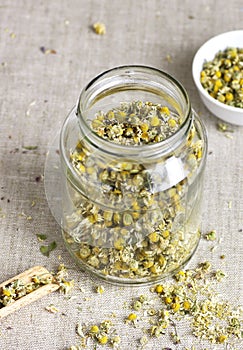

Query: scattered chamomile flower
[127,312,137,321]
[45,304,59,313]
[68,346,82,350]
[214,269,227,281]
[139,335,148,346]
[72,320,119,348]
[125,262,242,346]
[93,22,106,35]
[204,230,217,241]
[96,285,105,294]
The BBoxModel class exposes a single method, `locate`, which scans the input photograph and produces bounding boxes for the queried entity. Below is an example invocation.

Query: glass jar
[59,66,207,285]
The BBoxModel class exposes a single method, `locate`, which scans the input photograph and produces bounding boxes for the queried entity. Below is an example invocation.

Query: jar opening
[76,66,192,157]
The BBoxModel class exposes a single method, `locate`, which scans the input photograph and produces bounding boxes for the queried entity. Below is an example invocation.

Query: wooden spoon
[0,266,59,318]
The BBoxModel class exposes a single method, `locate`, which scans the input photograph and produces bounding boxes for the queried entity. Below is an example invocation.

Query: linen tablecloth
[0,1,242,349]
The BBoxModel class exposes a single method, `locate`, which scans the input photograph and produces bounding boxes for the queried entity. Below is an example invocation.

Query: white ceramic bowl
[192,30,243,126]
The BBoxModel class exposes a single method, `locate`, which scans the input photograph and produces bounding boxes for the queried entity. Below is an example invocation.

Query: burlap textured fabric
[0,1,242,349]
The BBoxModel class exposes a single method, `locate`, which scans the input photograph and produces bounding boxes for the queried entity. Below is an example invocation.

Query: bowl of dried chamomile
[192,30,243,126]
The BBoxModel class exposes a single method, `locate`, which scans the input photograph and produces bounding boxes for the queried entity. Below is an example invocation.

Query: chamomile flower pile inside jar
[60,66,207,285]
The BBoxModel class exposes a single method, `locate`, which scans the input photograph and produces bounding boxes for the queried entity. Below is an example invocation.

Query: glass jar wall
[59,66,207,285]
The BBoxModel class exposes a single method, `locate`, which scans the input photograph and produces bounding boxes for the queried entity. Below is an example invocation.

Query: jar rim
[76,65,193,158]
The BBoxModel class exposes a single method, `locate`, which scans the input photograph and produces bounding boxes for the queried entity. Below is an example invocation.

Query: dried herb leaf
[36,234,47,242]
[22,145,38,150]
[40,241,57,257]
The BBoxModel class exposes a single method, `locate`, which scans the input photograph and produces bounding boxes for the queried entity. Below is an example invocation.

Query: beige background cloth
[0,1,242,349]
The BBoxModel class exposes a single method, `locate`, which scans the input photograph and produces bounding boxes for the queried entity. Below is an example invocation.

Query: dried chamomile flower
[204,230,217,241]
[126,312,138,322]
[200,47,243,108]
[54,264,74,294]
[89,101,181,146]
[214,269,227,281]
[0,263,76,330]
[217,122,234,133]
[0,273,55,308]
[90,324,99,334]
[139,335,148,346]
[93,22,106,35]
[97,335,108,345]
[73,320,120,348]
[65,99,205,284]
[69,346,82,350]
[155,284,164,293]
[58,279,74,294]
[110,335,121,347]
[125,262,242,346]
[76,323,85,337]
[45,304,59,313]
[96,285,105,294]
[133,300,142,311]
[170,330,181,344]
